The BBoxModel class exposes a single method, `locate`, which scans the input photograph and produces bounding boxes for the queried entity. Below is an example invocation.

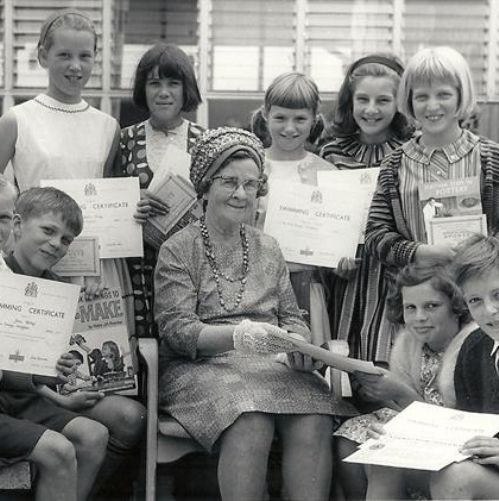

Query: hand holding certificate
[344,401,499,471]
[0,274,80,377]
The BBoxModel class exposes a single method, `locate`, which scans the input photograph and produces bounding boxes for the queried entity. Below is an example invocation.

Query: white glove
[233,319,296,355]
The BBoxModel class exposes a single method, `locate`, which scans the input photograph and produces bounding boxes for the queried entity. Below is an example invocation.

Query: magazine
[58,287,136,395]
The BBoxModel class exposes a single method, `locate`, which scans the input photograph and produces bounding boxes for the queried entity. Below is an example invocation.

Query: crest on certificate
[24,282,38,298]
[84,183,97,197]
[310,190,323,204]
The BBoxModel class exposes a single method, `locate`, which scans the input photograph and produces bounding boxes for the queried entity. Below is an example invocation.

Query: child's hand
[460,436,499,466]
[83,277,107,300]
[415,244,456,266]
[367,422,387,440]
[56,352,77,382]
[334,257,359,280]
[354,368,405,401]
[134,189,169,224]
[58,390,105,411]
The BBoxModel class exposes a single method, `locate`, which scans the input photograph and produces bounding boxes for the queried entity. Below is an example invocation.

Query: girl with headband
[0,9,145,496]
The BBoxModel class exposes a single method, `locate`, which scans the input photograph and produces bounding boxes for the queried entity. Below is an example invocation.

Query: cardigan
[454,328,499,413]
[365,136,499,268]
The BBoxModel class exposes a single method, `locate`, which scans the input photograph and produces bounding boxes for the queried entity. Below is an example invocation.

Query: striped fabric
[320,134,406,362]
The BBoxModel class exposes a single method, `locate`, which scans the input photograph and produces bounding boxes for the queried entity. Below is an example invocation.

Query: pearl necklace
[200,217,249,312]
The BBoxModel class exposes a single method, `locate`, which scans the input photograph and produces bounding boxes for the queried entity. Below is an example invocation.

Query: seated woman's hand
[134,189,169,224]
[460,436,499,466]
[286,352,323,372]
[354,368,405,402]
[367,421,387,440]
[233,319,297,354]
[415,244,456,266]
[334,257,359,280]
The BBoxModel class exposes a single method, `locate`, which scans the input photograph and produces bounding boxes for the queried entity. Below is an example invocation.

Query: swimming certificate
[0,274,80,377]
[264,181,362,267]
[40,178,143,259]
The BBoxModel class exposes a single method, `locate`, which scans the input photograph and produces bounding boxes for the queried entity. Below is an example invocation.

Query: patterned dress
[117,119,204,337]
[320,134,406,362]
[154,223,355,451]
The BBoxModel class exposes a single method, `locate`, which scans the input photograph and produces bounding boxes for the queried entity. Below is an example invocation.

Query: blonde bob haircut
[398,46,475,121]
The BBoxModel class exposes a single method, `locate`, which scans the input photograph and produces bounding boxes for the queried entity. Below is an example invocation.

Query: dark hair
[451,233,499,288]
[102,340,124,372]
[69,350,84,363]
[38,10,97,53]
[133,43,202,112]
[331,54,413,140]
[199,149,269,202]
[387,263,469,325]
[15,187,83,237]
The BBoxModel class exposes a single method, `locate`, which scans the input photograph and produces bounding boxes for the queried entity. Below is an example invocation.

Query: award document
[40,178,143,259]
[264,181,362,267]
[59,287,136,395]
[52,236,100,277]
[0,274,80,377]
[317,167,380,244]
[428,214,487,246]
[345,401,499,471]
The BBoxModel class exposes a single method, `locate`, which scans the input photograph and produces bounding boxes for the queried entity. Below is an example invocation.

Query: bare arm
[0,111,18,173]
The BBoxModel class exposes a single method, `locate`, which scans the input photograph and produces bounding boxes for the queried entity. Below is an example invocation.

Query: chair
[138,338,204,501]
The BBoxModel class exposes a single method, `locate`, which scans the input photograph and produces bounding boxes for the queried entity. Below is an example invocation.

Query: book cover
[58,287,136,395]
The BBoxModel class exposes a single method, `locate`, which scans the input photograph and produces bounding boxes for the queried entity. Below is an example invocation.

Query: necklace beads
[200,217,249,312]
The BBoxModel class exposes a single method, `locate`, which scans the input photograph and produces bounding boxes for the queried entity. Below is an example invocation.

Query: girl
[335,264,476,499]
[252,72,336,346]
[320,54,413,363]
[0,9,145,494]
[365,46,499,321]
[116,43,204,337]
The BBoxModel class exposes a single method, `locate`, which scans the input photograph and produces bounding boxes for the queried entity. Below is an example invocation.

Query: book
[58,287,136,395]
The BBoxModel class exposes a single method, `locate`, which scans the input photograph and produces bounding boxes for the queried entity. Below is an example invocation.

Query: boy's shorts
[0,396,80,466]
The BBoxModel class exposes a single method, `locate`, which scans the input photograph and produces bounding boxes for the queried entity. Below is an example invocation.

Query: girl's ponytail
[308,113,325,145]
[251,107,272,148]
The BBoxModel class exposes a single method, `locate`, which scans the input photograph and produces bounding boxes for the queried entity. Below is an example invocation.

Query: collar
[147,117,185,136]
[326,134,405,165]
[402,129,478,165]
[490,340,499,358]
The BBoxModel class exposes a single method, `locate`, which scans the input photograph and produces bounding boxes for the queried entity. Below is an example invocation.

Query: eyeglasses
[211,175,262,193]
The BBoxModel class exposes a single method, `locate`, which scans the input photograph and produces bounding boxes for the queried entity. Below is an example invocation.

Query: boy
[0,181,108,501]
[430,233,499,499]
[9,186,145,496]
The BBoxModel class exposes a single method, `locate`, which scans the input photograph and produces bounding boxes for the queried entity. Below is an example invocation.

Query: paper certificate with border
[264,181,362,268]
[40,178,143,259]
[0,274,80,377]
[428,214,487,246]
[344,401,499,471]
[52,236,100,276]
[317,168,380,244]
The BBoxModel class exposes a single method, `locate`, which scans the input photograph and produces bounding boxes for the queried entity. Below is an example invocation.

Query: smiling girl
[320,54,413,364]
[252,72,337,345]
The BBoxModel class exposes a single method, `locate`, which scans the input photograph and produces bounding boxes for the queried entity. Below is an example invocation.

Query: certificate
[264,181,362,267]
[428,214,487,246]
[345,401,499,471]
[52,236,100,276]
[318,168,380,244]
[40,178,143,259]
[0,274,80,377]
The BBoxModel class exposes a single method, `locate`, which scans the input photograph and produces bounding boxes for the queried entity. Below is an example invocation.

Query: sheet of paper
[428,214,487,246]
[52,236,100,276]
[40,178,143,259]
[345,401,499,470]
[318,168,380,244]
[264,181,362,268]
[0,274,80,376]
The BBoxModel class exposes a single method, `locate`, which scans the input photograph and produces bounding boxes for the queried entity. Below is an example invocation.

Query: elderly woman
[154,127,350,500]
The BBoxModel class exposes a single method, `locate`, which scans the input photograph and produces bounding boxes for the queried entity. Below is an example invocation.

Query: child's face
[13,211,76,276]
[352,76,397,143]
[461,267,499,342]
[39,28,95,104]
[411,80,460,141]
[0,192,15,251]
[402,280,459,351]
[145,67,184,127]
[266,105,314,154]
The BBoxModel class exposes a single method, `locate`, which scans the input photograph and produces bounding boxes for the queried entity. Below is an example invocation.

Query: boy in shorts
[430,234,499,499]
[0,179,108,501]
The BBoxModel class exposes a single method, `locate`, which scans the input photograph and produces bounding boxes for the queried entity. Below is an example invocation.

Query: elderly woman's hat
[190,127,265,195]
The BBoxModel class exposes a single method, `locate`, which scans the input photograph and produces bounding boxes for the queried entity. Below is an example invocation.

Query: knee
[221,413,275,455]
[289,414,333,447]
[430,462,474,499]
[109,399,146,445]
[73,418,109,457]
[34,431,76,472]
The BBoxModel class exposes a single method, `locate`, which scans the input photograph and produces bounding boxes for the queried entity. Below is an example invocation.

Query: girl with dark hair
[334,263,476,499]
[116,43,204,337]
[320,54,414,363]
[252,72,336,346]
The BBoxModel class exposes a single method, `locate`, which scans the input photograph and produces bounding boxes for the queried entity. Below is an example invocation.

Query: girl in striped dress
[320,55,413,363]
